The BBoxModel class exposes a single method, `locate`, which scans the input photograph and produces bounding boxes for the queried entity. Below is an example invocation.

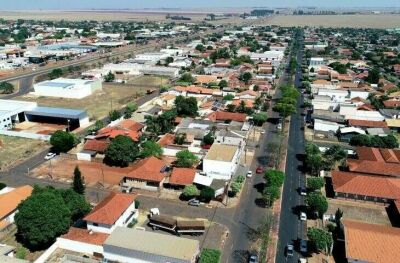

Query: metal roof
[104,227,199,261]
[25,106,87,119]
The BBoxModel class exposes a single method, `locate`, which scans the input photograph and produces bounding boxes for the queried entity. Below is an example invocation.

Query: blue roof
[25,106,87,119]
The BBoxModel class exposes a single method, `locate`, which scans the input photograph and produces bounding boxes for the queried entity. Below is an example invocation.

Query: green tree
[109,110,121,121]
[72,166,85,195]
[307,227,333,253]
[175,95,198,117]
[230,182,241,196]
[195,44,205,52]
[203,132,214,145]
[104,71,115,82]
[48,68,63,79]
[126,102,138,112]
[273,103,296,118]
[105,135,139,167]
[50,130,77,153]
[306,192,328,217]
[199,248,221,263]
[140,140,163,158]
[178,72,194,83]
[252,113,268,126]
[226,104,236,112]
[223,94,234,101]
[182,184,200,198]
[174,133,187,145]
[307,177,325,192]
[200,187,215,202]
[366,67,380,84]
[0,82,14,94]
[218,79,228,88]
[92,120,104,132]
[262,185,281,205]
[264,170,285,187]
[239,72,252,84]
[60,189,91,222]
[176,150,198,168]
[165,56,174,65]
[15,189,71,249]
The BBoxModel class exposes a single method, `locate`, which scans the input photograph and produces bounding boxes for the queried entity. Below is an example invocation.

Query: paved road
[275,38,307,263]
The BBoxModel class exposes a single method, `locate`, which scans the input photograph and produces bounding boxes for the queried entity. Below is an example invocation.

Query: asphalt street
[275,42,307,263]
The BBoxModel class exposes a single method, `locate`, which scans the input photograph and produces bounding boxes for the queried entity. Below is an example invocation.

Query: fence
[0,130,50,141]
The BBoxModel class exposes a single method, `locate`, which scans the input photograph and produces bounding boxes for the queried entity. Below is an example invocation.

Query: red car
[256,166,265,174]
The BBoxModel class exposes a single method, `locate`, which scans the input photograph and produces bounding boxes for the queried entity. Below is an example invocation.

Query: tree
[175,95,198,117]
[263,185,281,205]
[273,103,296,119]
[174,133,186,145]
[199,248,221,263]
[15,189,71,249]
[104,71,115,82]
[307,177,325,192]
[307,227,333,253]
[140,140,163,158]
[60,189,91,222]
[126,102,138,113]
[195,44,205,52]
[200,187,215,202]
[264,170,285,187]
[48,68,63,79]
[176,150,198,168]
[0,82,14,94]
[50,130,77,153]
[109,110,121,121]
[218,79,228,88]
[252,113,268,126]
[239,72,252,84]
[226,104,236,112]
[230,182,241,196]
[165,56,174,65]
[182,185,200,198]
[72,166,85,195]
[366,67,380,84]
[92,120,104,132]
[105,135,139,167]
[223,94,234,101]
[306,192,328,217]
[203,132,214,145]
[178,72,194,83]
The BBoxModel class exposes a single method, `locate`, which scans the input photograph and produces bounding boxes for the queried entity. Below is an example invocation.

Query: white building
[133,52,169,64]
[309,57,326,70]
[203,144,240,180]
[102,63,143,76]
[141,66,180,78]
[0,100,36,130]
[33,78,102,99]
[318,88,349,103]
[84,192,138,234]
[314,119,344,133]
[250,50,284,63]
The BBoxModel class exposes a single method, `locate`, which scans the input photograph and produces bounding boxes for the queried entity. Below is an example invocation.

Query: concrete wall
[0,130,50,140]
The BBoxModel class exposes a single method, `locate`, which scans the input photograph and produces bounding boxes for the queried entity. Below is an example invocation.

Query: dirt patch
[128,75,170,86]
[0,135,48,171]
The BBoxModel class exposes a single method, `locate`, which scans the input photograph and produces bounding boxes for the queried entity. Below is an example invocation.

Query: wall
[0,130,50,140]
[77,152,91,161]
[203,159,235,180]
[58,238,103,255]
[87,222,113,234]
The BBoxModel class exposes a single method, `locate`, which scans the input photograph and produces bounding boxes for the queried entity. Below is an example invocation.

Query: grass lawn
[0,135,48,171]
[129,75,170,86]
[16,85,149,120]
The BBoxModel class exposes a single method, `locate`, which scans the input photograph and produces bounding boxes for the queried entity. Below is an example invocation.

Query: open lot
[0,135,48,171]
[269,14,400,29]
[16,85,149,120]
[128,75,170,86]
[327,199,391,226]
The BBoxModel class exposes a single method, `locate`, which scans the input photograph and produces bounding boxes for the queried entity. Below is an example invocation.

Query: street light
[67,119,71,132]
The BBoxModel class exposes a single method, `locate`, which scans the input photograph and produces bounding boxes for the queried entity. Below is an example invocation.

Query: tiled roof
[83,140,109,153]
[0,186,33,220]
[157,133,175,147]
[343,220,400,263]
[169,168,196,186]
[84,192,135,225]
[126,156,167,183]
[61,227,109,246]
[195,75,218,84]
[348,119,388,128]
[231,99,254,108]
[207,111,247,122]
[331,171,400,200]
[118,119,144,132]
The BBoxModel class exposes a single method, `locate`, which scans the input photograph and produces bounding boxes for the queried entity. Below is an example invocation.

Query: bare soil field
[0,135,48,171]
[269,14,400,29]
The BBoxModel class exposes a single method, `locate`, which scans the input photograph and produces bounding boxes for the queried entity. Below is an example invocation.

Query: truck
[148,211,205,236]
[176,220,205,236]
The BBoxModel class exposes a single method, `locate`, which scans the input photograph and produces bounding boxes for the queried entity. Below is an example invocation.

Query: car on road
[248,254,258,263]
[277,123,282,131]
[44,152,56,160]
[188,198,201,207]
[300,212,307,221]
[286,244,294,257]
[246,171,253,178]
[299,187,307,196]
[300,239,308,254]
[256,166,265,174]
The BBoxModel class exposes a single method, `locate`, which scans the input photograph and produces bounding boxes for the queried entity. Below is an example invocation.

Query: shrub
[200,248,221,263]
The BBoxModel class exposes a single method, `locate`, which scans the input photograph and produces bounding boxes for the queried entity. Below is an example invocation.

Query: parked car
[286,244,294,257]
[299,187,307,196]
[300,239,308,254]
[256,166,265,174]
[246,171,253,178]
[248,254,258,263]
[300,212,307,221]
[44,152,56,160]
[188,198,201,207]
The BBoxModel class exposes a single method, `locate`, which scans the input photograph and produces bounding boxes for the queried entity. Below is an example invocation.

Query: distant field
[269,14,400,29]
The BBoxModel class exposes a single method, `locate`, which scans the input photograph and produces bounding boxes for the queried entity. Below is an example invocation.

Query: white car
[246,171,253,178]
[300,212,307,221]
[44,152,56,160]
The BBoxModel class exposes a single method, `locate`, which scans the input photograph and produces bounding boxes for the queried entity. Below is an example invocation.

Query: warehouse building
[33,78,102,99]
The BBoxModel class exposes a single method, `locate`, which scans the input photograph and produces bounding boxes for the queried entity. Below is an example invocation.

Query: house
[167,168,196,188]
[203,144,240,180]
[84,192,138,234]
[215,129,247,147]
[206,111,247,123]
[0,186,33,229]
[338,127,366,142]
[122,157,168,191]
[343,220,400,263]
[347,147,400,178]
[386,118,400,132]
[314,119,344,133]
[195,75,218,86]
[33,78,102,99]
[347,119,388,130]
[236,90,259,100]
[96,119,144,142]
[103,227,200,263]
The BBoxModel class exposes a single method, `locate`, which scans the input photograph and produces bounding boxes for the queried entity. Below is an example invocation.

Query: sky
[1,0,400,10]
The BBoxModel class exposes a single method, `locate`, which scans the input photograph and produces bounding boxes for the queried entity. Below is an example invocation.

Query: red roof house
[169,168,196,186]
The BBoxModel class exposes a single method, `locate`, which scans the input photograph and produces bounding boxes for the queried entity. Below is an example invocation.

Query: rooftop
[205,144,238,162]
[169,168,196,186]
[61,227,109,246]
[104,227,199,261]
[126,156,167,182]
[0,186,33,220]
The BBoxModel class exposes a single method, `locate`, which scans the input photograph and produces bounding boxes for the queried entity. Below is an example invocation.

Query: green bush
[128,219,138,228]
[200,248,221,263]
[15,247,26,259]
